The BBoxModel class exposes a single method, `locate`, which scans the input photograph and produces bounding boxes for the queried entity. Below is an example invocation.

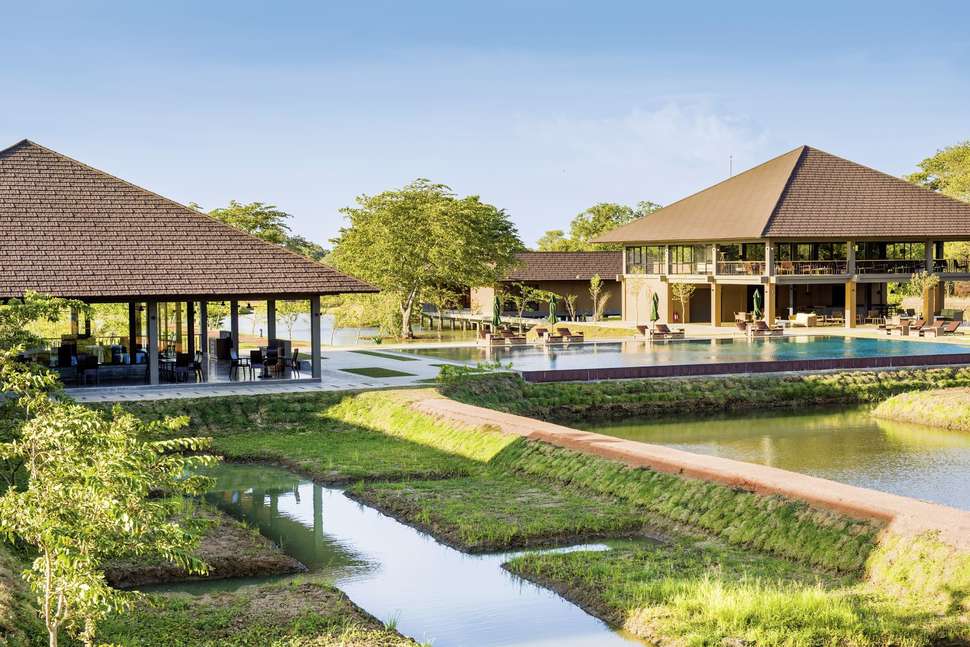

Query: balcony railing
[933,258,970,273]
[774,260,848,275]
[625,262,665,275]
[669,262,714,275]
[855,259,926,274]
[717,261,765,276]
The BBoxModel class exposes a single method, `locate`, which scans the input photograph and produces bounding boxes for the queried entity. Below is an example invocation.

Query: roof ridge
[0,138,35,159]
[1,139,371,285]
[760,145,808,237]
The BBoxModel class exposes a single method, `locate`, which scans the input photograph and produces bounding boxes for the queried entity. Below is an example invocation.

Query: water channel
[152,463,645,646]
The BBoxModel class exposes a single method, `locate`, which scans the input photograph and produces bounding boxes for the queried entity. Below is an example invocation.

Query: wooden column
[845,280,857,328]
[199,301,209,381]
[230,300,239,353]
[175,302,183,352]
[266,299,277,342]
[310,295,322,379]
[187,301,196,357]
[128,302,138,359]
[710,283,722,327]
[147,301,160,385]
[763,282,776,325]
[70,307,79,336]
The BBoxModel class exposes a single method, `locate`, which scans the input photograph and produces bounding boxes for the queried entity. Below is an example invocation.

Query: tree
[329,180,523,338]
[535,200,662,251]
[0,403,216,646]
[561,293,579,321]
[423,286,462,336]
[906,141,970,202]
[203,201,331,260]
[588,275,604,322]
[275,300,308,340]
[670,283,696,323]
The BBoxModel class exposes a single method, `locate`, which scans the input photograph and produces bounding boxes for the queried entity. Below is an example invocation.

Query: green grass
[0,543,43,647]
[525,322,638,341]
[97,579,418,646]
[351,472,645,551]
[339,367,416,378]
[874,386,970,432]
[350,350,418,362]
[507,540,965,646]
[441,368,970,423]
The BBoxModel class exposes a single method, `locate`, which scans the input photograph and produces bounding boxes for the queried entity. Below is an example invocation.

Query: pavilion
[0,139,377,386]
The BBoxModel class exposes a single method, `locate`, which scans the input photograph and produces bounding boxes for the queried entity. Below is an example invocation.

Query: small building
[594,145,970,327]
[0,139,376,386]
[470,251,622,319]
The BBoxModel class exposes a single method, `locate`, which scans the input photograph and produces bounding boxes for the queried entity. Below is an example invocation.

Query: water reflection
[585,407,970,511]
[181,464,644,646]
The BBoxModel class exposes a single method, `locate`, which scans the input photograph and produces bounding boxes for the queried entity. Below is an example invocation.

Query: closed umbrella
[547,295,558,325]
[650,292,660,323]
[492,295,502,331]
[752,289,763,320]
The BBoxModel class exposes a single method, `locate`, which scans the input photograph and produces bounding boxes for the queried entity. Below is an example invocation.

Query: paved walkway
[64,348,458,402]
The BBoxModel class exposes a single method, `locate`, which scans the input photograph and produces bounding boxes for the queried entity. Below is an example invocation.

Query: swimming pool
[403,335,970,375]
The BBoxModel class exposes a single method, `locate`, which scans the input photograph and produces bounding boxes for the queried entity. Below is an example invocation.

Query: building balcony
[933,258,970,273]
[855,259,926,275]
[774,260,848,276]
[624,262,665,275]
[717,261,766,276]
[669,262,714,275]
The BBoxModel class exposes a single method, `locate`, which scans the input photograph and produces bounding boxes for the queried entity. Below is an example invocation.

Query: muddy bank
[105,505,306,589]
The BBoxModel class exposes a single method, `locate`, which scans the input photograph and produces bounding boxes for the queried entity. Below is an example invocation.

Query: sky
[2,1,969,247]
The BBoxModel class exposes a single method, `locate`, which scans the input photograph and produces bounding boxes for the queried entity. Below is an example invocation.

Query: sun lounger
[734,320,749,334]
[749,320,784,337]
[556,327,585,343]
[650,323,685,340]
[919,320,961,338]
[906,318,928,337]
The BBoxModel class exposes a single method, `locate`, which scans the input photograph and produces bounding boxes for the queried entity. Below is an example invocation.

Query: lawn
[350,472,645,551]
[874,386,970,431]
[339,367,415,378]
[97,579,417,647]
[506,540,965,646]
[349,350,418,362]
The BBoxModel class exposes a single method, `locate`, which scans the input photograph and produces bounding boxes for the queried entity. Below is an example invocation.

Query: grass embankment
[97,580,417,647]
[0,543,43,647]
[441,368,970,423]
[874,386,970,432]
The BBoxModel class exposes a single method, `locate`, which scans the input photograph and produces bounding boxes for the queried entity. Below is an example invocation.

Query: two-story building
[594,145,970,327]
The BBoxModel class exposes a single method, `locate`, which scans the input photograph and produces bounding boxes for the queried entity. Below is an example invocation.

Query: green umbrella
[547,294,558,325]
[492,295,502,331]
[650,292,660,322]
[752,289,763,320]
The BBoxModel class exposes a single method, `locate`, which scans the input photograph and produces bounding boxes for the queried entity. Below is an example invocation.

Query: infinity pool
[403,335,970,372]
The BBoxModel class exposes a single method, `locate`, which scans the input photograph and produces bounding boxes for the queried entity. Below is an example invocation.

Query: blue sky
[2,1,968,246]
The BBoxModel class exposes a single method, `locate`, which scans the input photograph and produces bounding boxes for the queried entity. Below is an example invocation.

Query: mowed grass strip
[340,367,416,378]
[506,542,964,647]
[874,386,970,431]
[97,580,417,647]
[350,350,419,361]
[350,473,645,551]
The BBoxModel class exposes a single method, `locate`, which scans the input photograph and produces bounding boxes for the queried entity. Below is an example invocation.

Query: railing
[625,262,665,275]
[855,260,926,275]
[717,261,765,276]
[933,259,970,273]
[774,260,848,275]
[669,261,714,275]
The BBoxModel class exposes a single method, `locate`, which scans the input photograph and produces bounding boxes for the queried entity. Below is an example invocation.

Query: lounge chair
[734,320,749,335]
[556,327,585,343]
[650,323,685,340]
[749,320,784,337]
[887,321,910,336]
[906,318,927,336]
[917,319,960,338]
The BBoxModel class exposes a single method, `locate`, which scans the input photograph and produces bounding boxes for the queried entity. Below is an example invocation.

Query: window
[624,246,664,274]
[670,244,712,274]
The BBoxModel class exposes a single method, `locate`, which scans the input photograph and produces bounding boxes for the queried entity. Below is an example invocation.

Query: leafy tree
[560,293,579,321]
[536,200,661,251]
[284,234,329,262]
[275,300,308,341]
[906,141,970,202]
[329,180,523,338]
[0,403,215,647]
[202,201,331,260]
[588,274,612,322]
[423,287,463,336]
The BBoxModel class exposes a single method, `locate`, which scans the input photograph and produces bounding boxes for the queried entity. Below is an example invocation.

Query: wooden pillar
[187,301,196,357]
[266,299,277,342]
[175,302,183,352]
[310,295,322,379]
[70,307,79,336]
[710,283,722,327]
[847,240,856,275]
[83,311,91,338]
[845,280,857,328]
[230,300,239,353]
[764,282,776,325]
[147,300,160,385]
[128,302,138,359]
[199,301,209,381]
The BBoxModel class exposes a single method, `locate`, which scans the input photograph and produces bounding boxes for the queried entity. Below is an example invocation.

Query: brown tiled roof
[594,145,970,244]
[0,139,377,300]
[504,251,622,282]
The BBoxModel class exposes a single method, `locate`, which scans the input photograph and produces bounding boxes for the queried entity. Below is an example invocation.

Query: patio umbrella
[752,289,763,320]
[650,292,660,323]
[547,294,558,325]
[492,295,502,331]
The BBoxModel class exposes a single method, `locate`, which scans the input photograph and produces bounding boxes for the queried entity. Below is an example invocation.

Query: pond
[152,463,646,646]
[400,335,970,372]
[582,407,970,511]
